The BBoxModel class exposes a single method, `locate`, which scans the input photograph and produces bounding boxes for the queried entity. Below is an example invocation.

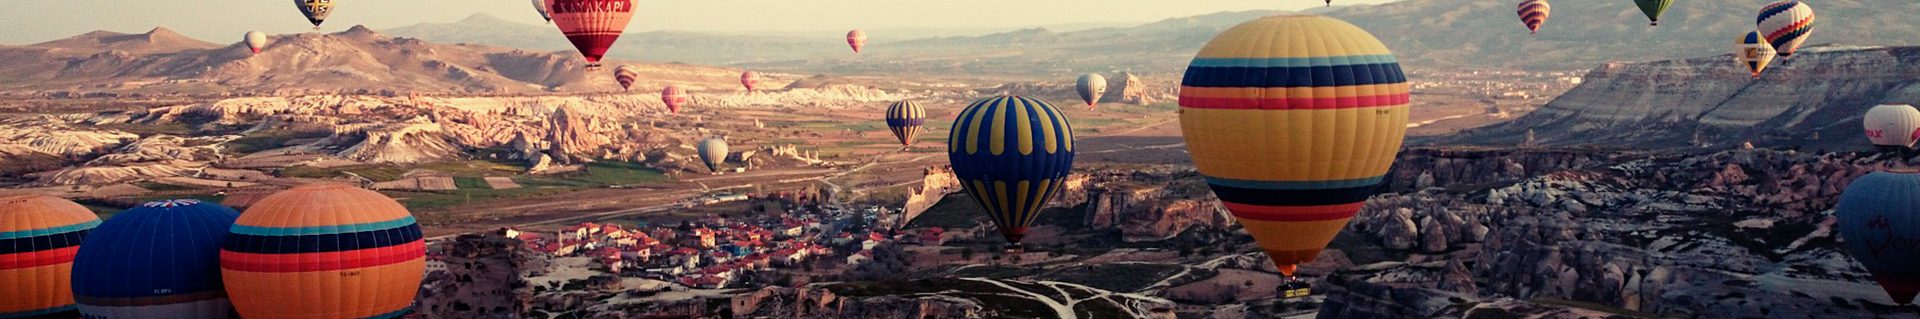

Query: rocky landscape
[1440,45,1920,150]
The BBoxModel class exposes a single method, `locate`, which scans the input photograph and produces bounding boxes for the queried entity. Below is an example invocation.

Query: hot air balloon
[1865,104,1920,149]
[71,199,238,319]
[294,0,334,30]
[697,138,729,173]
[741,71,762,92]
[847,29,867,54]
[1179,15,1410,279]
[1837,170,1920,305]
[885,100,926,146]
[1325,0,1332,7]
[661,85,688,114]
[1076,74,1107,109]
[244,31,268,54]
[1757,1,1815,58]
[947,96,1076,249]
[1517,0,1550,34]
[548,0,635,69]
[1635,0,1672,26]
[0,195,99,319]
[220,183,424,319]
[1734,31,1776,78]
[532,0,552,23]
[614,65,638,91]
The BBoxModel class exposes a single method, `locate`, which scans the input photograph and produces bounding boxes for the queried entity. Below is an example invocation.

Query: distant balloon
[1634,0,1672,26]
[947,96,1076,246]
[532,0,552,23]
[847,29,867,54]
[697,138,729,173]
[1757,1,1815,58]
[885,100,926,146]
[614,65,638,91]
[221,183,424,319]
[293,0,335,30]
[1734,31,1776,78]
[0,194,100,319]
[741,71,762,91]
[245,31,268,54]
[1837,171,1920,305]
[1864,104,1920,148]
[1517,0,1550,34]
[547,0,636,69]
[72,199,239,319]
[1075,74,1107,109]
[661,85,687,113]
[1325,0,1332,7]
[1180,15,1410,277]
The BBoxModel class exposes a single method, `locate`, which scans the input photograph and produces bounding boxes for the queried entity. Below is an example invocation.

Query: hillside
[0,26,756,95]
[1429,45,1920,150]
[382,1,1920,74]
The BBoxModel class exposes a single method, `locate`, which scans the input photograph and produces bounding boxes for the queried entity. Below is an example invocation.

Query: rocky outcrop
[418,233,548,319]
[329,121,463,164]
[900,166,961,226]
[86,135,228,165]
[545,106,607,164]
[1441,46,1920,150]
[1085,182,1229,241]
[1108,72,1165,105]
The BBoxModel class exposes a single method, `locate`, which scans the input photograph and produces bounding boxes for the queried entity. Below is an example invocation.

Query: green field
[567,161,670,186]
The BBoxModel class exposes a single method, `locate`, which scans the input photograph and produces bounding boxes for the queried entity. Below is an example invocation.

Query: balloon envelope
[614,65,638,91]
[0,195,100,319]
[1517,0,1550,34]
[885,100,927,146]
[532,0,552,22]
[548,0,635,67]
[697,138,729,173]
[947,96,1076,244]
[1758,1,1815,57]
[847,29,867,53]
[244,31,268,54]
[741,71,762,91]
[661,85,687,113]
[1734,31,1776,78]
[1076,74,1107,108]
[1837,171,1920,304]
[72,199,238,319]
[1864,104,1920,148]
[1634,0,1672,26]
[293,0,334,28]
[1178,15,1410,277]
[220,183,424,319]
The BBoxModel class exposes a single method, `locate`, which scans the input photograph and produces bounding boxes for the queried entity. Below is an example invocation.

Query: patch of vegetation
[222,131,331,154]
[1047,263,1183,293]
[567,161,670,186]
[134,181,196,192]
[453,177,491,190]
[96,122,194,136]
[385,187,575,212]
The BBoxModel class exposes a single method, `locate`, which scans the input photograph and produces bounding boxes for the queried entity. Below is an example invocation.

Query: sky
[1,0,1398,44]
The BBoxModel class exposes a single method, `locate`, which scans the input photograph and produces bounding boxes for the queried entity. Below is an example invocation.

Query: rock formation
[417,233,548,319]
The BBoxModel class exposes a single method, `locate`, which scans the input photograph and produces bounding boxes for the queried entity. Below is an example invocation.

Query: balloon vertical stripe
[1634,0,1673,26]
[0,195,100,319]
[947,96,1075,244]
[1076,74,1107,108]
[71,199,239,318]
[1734,31,1776,78]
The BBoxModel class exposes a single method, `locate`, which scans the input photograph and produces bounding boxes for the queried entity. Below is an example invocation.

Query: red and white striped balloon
[547,0,635,68]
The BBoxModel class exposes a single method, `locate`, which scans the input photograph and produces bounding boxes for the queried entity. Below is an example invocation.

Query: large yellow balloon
[1178,14,1410,276]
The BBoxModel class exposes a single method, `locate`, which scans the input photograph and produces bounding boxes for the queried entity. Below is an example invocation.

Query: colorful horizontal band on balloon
[1209,183,1379,206]
[76,290,226,307]
[221,240,425,272]
[1186,55,1397,68]
[1206,176,1385,190]
[1768,26,1812,49]
[1181,64,1406,88]
[0,220,99,239]
[230,216,416,236]
[1263,248,1326,268]
[223,259,422,318]
[1180,106,1406,182]
[1223,202,1364,222]
[1179,92,1410,110]
[0,305,76,319]
[950,151,1075,182]
[1758,2,1798,21]
[0,231,86,254]
[222,226,422,254]
[1238,217,1352,251]
[0,246,77,269]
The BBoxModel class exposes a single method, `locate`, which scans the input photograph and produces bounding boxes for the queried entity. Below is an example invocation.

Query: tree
[960,247,975,260]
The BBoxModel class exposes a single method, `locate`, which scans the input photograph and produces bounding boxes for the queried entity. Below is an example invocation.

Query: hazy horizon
[1,0,1400,45]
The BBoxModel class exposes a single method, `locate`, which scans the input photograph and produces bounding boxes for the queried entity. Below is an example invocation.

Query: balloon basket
[1279,279,1313,299]
[1002,244,1024,254]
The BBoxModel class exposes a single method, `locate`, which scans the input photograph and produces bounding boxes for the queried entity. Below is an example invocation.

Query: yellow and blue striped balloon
[947,95,1075,245]
[1179,14,1410,277]
[885,100,927,146]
